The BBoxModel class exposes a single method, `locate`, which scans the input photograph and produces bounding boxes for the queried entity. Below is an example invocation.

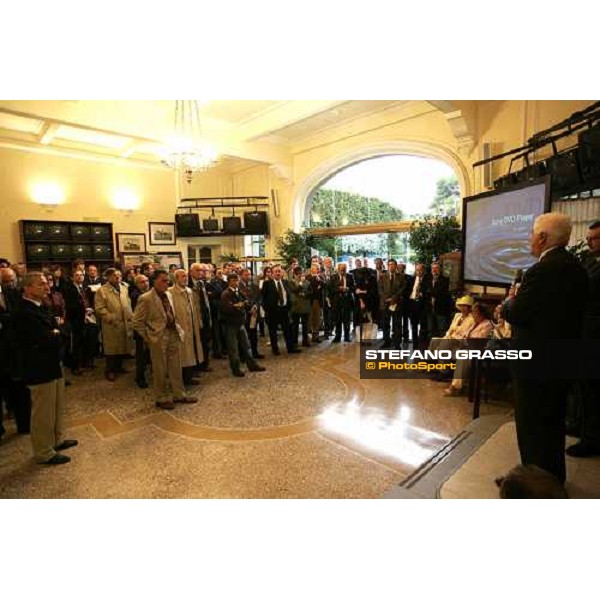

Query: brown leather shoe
[155,401,175,410]
[173,396,198,404]
[106,372,116,382]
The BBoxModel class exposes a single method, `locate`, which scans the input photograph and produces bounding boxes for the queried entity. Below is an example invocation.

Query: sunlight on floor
[319,400,450,466]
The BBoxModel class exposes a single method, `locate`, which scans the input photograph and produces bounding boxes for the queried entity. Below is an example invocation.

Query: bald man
[503,212,588,484]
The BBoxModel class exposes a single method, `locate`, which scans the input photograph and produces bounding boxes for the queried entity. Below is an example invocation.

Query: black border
[461,176,551,288]
[148,222,177,246]
[115,232,146,254]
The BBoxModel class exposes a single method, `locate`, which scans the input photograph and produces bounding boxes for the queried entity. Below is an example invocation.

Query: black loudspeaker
[244,211,269,235]
[494,173,518,190]
[202,217,219,232]
[222,216,242,234]
[176,213,201,237]
[547,148,583,193]
[515,161,547,183]
[579,124,600,182]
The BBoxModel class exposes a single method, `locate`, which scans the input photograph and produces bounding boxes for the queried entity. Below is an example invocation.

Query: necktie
[391,273,394,286]
[159,293,176,329]
[277,280,284,305]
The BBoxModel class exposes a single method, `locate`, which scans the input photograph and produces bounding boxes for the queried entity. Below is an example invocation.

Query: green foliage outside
[276,230,316,268]
[276,174,462,266]
[428,176,460,217]
[408,214,462,265]
[308,188,404,227]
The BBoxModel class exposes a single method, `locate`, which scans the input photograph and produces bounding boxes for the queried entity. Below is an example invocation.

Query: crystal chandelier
[161,100,218,183]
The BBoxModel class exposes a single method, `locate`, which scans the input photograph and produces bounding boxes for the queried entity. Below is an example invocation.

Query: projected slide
[464,181,548,285]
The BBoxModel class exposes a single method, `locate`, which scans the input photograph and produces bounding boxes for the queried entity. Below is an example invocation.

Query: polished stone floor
[0,337,512,498]
[441,422,600,499]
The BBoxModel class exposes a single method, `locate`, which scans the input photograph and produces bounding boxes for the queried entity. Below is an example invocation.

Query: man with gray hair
[503,212,588,484]
[11,272,78,464]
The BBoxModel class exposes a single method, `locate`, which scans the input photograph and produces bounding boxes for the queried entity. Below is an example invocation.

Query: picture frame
[148,222,176,246]
[119,252,184,270]
[155,252,184,269]
[120,252,155,267]
[116,232,146,254]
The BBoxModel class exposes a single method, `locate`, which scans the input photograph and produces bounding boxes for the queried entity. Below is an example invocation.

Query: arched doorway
[293,141,470,231]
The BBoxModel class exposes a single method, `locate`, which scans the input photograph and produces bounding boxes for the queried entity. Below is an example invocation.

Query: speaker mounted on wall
[243,211,269,235]
[175,213,201,237]
[202,217,219,232]
[222,216,242,235]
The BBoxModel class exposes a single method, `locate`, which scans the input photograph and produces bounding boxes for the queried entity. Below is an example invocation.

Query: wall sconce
[31,182,65,212]
[112,190,140,215]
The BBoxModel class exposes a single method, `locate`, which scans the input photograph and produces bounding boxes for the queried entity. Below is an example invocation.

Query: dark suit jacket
[11,298,63,385]
[378,271,406,308]
[329,273,356,309]
[503,247,588,341]
[64,281,88,327]
[220,287,247,327]
[261,278,292,313]
[422,274,452,316]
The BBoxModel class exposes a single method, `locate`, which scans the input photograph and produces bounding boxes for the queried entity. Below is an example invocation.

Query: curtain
[553,196,600,244]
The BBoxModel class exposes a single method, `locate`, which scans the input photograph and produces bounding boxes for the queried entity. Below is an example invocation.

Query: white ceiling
[0,100,418,169]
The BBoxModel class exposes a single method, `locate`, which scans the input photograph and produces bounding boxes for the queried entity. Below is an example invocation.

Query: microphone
[513,269,523,295]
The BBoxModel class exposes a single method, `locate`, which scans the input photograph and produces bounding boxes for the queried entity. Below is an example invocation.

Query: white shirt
[275,279,287,305]
[410,275,422,300]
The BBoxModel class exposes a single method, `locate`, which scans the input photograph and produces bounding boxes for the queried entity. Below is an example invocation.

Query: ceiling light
[161,100,218,183]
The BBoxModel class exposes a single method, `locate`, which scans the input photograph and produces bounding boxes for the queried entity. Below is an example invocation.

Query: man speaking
[503,213,588,484]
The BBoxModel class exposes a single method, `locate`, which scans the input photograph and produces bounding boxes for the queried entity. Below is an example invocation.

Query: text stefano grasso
[363,349,533,361]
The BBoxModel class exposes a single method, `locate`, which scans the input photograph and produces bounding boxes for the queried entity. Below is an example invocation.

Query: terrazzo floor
[0,335,512,498]
[440,422,600,499]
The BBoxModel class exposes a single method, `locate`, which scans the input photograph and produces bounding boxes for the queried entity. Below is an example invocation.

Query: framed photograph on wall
[119,252,155,268]
[148,222,176,246]
[155,252,184,269]
[116,232,146,253]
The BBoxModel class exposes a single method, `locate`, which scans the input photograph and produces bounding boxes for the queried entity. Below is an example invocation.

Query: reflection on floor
[0,338,511,498]
[441,422,600,499]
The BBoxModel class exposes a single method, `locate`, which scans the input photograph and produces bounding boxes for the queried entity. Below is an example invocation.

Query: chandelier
[161,100,218,183]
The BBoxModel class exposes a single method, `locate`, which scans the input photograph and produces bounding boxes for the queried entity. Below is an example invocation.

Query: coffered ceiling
[0,100,451,171]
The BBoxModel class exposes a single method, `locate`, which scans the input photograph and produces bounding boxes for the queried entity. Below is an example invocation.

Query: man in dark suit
[421,261,452,340]
[503,213,588,484]
[404,263,426,345]
[322,257,336,339]
[261,265,300,355]
[566,220,600,457]
[207,270,227,359]
[378,259,406,348]
[238,268,264,359]
[64,269,97,374]
[353,259,378,331]
[330,263,355,343]
[221,273,266,377]
[189,263,213,372]
[0,268,31,437]
[129,273,151,388]
[11,272,78,465]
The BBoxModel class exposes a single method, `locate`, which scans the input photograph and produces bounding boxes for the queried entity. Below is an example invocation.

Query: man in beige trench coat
[133,270,198,410]
[94,268,133,381]
[170,269,204,387]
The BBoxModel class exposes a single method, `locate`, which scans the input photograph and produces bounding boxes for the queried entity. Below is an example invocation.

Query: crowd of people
[0,214,598,495]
